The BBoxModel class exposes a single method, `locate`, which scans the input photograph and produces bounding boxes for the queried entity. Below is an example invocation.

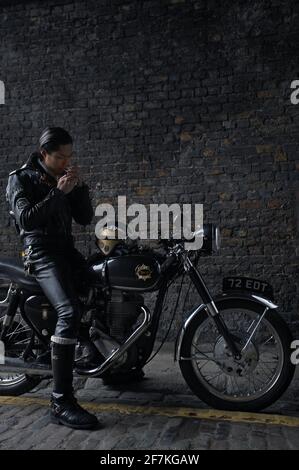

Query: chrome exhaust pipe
[75,306,152,377]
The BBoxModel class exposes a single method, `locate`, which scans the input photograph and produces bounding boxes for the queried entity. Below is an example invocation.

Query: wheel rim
[0,312,32,388]
[0,373,27,387]
[190,308,284,403]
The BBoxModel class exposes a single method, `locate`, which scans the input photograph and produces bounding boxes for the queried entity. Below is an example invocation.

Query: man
[6,127,99,430]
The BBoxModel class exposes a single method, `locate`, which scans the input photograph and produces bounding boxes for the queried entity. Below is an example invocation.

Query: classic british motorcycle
[0,224,295,411]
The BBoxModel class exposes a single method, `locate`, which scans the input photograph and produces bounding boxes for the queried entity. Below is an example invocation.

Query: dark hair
[39,127,73,154]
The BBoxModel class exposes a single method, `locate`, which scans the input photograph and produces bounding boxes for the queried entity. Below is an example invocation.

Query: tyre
[179,298,295,412]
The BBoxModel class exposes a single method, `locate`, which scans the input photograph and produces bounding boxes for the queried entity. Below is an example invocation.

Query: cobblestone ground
[0,342,298,450]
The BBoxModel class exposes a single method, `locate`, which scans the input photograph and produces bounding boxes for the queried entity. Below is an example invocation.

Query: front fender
[174,292,278,362]
[215,291,278,310]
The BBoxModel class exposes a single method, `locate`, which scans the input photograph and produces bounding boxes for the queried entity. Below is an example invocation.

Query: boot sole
[50,415,99,430]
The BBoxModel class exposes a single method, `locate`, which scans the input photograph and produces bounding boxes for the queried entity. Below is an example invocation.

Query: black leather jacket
[6,152,93,251]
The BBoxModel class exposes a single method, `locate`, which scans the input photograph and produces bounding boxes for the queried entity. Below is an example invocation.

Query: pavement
[0,342,298,450]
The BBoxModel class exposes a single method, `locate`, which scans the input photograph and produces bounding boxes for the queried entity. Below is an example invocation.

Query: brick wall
[0,0,298,338]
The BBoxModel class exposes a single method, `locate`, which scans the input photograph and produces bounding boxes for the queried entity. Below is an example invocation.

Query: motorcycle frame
[0,250,278,377]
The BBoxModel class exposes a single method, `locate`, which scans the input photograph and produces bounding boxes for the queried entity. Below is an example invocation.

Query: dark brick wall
[0,0,298,338]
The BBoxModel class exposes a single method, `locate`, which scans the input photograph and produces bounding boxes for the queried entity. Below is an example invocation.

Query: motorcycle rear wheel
[0,309,42,396]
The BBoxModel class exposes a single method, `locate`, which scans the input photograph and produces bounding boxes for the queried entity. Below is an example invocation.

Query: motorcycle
[0,224,295,411]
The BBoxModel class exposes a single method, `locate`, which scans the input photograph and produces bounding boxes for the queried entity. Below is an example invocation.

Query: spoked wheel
[0,284,42,396]
[179,299,295,411]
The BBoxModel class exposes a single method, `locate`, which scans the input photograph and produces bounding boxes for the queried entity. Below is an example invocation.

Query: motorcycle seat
[0,257,43,293]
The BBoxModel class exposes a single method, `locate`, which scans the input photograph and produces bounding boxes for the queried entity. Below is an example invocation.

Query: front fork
[183,256,241,359]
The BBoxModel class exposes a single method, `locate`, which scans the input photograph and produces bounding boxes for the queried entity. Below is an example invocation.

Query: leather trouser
[27,245,92,344]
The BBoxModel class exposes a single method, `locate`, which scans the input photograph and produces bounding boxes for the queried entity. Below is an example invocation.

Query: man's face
[41,144,73,176]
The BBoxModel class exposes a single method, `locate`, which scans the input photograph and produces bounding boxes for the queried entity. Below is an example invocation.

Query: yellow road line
[0,396,299,428]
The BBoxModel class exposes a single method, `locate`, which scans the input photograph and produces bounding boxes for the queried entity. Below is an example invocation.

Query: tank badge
[135,264,152,281]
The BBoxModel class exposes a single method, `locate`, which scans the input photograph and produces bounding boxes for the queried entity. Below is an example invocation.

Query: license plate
[223,276,274,300]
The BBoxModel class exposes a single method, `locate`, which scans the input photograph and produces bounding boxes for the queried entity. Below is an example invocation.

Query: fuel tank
[91,255,161,291]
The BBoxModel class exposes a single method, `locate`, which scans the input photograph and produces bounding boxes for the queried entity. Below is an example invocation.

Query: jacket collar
[23,152,58,184]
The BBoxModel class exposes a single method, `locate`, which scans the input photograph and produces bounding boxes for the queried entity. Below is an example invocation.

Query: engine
[90,289,144,343]
[105,290,144,342]
[83,289,145,372]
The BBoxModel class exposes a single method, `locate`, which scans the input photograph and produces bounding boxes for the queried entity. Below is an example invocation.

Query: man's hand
[57,175,78,194]
[65,165,81,183]
[57,165,82,194]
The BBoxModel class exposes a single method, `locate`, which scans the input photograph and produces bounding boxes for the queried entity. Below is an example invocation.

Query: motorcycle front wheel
[179,298,295,412]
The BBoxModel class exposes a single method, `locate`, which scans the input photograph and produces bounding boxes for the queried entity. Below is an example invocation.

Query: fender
[174,292,278,362]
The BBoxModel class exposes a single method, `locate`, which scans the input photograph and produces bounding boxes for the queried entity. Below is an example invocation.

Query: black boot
[50,342,99,430]
[50,393,99,430]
